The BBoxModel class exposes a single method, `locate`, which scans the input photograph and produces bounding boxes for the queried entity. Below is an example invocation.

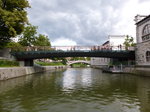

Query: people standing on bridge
[117,44,122,50]
[73,46,75,51]
[98,46,100,50]
[117,45,119,50]
[119,44,122,50]
[110,46,112,50]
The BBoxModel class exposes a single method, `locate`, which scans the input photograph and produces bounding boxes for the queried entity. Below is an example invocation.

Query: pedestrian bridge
[67,60,91,65]
[10,46,135,66]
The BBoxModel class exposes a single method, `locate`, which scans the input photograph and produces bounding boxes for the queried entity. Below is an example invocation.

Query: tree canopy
[19,24,51,47]
[0,0,30,48]
[19,24,37,46]
[34,34,51,46]
[123,35,135,50]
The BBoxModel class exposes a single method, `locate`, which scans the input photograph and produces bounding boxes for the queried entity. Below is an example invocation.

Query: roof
[102,41,109,46]
[136,15,150,25]
[108,35,126,38]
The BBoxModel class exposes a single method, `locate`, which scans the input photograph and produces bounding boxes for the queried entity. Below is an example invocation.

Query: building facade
[135,15,150,66]
[91,35,127,67]
[90,41,110,67]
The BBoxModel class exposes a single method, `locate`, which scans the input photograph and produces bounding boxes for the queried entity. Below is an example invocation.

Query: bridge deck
[11,50,135,60]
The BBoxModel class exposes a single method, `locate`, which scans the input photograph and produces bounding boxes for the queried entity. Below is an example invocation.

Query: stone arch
[68,61,90,66]
[146,51,150,62]
[142,24,150,41]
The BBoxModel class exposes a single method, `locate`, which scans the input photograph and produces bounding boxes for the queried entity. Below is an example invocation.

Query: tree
[19,24,37,46]
[6,41,23,51]
[123,35,135,50]
[19,24,51,47]
[34,34,51,46]
[0,0,30,48]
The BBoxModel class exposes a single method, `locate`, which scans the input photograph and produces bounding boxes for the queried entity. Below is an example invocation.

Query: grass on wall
[35,61,65,66]
[71,63,89,68]
[0,59,19,67]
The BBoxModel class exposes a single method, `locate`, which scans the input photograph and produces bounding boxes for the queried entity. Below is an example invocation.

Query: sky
[27,0,150,46]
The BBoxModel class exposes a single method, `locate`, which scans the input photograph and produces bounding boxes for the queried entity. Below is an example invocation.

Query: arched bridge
[10,46,135,66]
[67,60,91,65]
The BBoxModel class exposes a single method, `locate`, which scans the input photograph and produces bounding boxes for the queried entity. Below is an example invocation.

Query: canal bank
[0,68,150,112]
[124,66,150,76]
[0,66,67,81]
[91,65,150,76]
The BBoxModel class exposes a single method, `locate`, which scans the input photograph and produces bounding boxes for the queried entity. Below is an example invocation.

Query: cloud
[27,0,150,46]
[51,37,77,46]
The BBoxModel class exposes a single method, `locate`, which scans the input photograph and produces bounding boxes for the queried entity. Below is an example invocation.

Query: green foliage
[86,57,91,61]
[123,35,135,50]
[0,0,30,48]
[71,63,89,68]
[70,57,88,61]
[34,34,51,46]
[61,58,67,65]
[19,24,37,46]
[35,61,65,66]
[19,24,51,47]
[0,59,19,67]
[6,41,22,48]
[50,58,67,65]
[6,41,25,51]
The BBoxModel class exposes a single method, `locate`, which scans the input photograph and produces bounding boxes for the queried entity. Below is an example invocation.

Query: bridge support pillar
[19,59,33,66]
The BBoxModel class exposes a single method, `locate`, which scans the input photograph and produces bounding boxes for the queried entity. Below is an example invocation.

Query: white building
[135,15,150,66]
[91,35,127,67]
[109,35,127,50]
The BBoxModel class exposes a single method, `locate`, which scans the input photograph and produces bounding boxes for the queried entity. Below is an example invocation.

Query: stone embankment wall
[0,66,66,81]
[124,66,150,76]
[91,65,107,69]
[136,41,150,66]
[0,48,13,60]
[92,65,150,76]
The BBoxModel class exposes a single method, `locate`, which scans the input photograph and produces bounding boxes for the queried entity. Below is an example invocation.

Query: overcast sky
[27,0,150,46]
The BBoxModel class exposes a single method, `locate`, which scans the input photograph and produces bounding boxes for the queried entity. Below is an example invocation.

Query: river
[0,68,150,112]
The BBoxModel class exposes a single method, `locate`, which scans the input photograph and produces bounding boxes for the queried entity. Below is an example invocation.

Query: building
[90,41,110,67]
[91,35,127,68]
[108,35,127,50]
[135,15,150,66]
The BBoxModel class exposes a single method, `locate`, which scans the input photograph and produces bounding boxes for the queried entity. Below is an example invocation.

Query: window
[146,51,150,62]
[142,24,150,41]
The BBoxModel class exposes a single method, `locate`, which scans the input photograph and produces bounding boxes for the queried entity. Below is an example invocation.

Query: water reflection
[137,77,150,112]
[81,69,92,87]
[62,68,92,92]
[62,69,76,91]
[0,68,150,112]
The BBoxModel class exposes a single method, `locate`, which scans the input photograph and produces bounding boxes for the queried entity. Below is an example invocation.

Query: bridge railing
[11,46,55,52]
[10,46,135,52]
[51,46,135,51]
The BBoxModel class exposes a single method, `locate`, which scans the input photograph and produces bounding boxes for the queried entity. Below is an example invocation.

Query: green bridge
[11,46,135,66]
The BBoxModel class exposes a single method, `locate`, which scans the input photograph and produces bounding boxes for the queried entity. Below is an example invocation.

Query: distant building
[90,41,110,67]
[91,35,127,67]
[135,15,150,66]
[108,35,126,50]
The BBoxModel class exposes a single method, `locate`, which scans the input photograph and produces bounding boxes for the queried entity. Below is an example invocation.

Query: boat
[102,66,124,74]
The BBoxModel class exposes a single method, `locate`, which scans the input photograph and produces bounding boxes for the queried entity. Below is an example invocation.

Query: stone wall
[91,57,110,66]
[136,16,150,66]
[136,18,150,43]
[136,41,150,65]
[124,66,150,76]
[0,48,12,59]
[0,66,66,81]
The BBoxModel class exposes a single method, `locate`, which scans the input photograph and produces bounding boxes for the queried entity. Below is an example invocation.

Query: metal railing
[10,46,135,52]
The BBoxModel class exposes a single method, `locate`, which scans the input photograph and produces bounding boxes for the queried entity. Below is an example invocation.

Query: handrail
[10,46,135,52]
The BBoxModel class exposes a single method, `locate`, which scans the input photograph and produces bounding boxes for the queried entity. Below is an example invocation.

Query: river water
[0,68,150,112]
